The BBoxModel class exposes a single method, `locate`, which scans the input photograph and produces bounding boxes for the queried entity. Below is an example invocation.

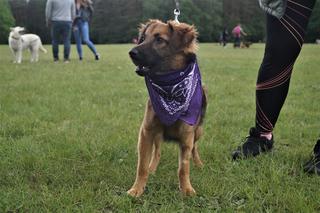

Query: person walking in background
[232,23,247,48]
[73,0,100,61]
[222,27,229,47]
[46,0,75,63]
[232,0,320,174]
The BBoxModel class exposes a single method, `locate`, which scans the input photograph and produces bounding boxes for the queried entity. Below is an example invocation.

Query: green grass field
[0,43,319,212]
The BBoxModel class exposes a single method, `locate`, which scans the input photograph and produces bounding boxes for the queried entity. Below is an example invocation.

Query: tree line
[0,0,319,44]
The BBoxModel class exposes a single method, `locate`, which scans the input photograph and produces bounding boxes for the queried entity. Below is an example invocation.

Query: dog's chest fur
[162,121,194,141]
[9,35,22,50]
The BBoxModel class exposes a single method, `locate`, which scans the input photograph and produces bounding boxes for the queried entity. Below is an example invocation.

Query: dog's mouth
[129,49,154,76]
[135,65,151,76]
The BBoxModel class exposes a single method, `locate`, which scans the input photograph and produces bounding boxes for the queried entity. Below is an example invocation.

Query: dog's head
[10,27,25,39]
[129,19,198,76]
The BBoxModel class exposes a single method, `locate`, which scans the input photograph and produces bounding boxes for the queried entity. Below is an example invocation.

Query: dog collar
[145,60,203,126]
[11,36,20,40]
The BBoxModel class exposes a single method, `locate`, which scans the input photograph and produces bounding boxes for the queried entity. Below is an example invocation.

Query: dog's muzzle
[129,48,139,60]
[129,49,150,76]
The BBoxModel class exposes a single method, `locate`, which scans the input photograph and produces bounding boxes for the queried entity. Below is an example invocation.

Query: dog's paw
[127,187,144,197]
[194,159,204,168]
[148,164,158,173]
[180,186,196,196]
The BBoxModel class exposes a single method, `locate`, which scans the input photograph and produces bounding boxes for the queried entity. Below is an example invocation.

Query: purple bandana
[145,61,203,126]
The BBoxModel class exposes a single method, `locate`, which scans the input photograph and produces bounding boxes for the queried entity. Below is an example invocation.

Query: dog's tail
[39,42,47,53]
[40,45,47,53]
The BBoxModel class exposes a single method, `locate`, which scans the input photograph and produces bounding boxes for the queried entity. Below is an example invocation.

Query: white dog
[316,39,320,45]
[9,26,47,63]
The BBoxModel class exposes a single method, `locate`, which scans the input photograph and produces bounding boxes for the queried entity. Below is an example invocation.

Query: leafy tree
[9,0,28,27]
[223,0,265,42]
[9,0,49,43]
[142,0,172,22]
[141,0,223,42]
[306,1,320,42]
[191,0,223,42]
[0,0,15,44]
[1,0,319,44]
[26,0,50,43]
[92,0,143,43]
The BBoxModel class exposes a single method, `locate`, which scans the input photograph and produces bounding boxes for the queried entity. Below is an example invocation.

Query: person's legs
[51,21,60,61]
[61,21,72,61]
[73,22,83,60]
[80,21,98,57]
[255,0,316,135]
[223,38,227,47]
[232,0,316,159]
[234,37,240,48]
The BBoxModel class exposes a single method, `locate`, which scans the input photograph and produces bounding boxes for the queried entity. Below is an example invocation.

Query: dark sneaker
[95,53,100,60]
[232,127,274,160]
[54,58,59,63]
[79,57,83,61]
[303,139,320,175]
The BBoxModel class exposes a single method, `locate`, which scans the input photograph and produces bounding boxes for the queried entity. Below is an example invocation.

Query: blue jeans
[73,20,97,58]
[51,21,72,60]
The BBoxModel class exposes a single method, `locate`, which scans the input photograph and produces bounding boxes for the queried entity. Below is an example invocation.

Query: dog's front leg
[127,127,154,197]
[149,132,162,173]
[178,132,196,196]
[11,50,17,63]
[17,49,22,64]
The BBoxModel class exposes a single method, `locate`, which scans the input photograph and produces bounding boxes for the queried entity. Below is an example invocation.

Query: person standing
[231,0,320,174]
[232,24,247,48]
[46,0,75,63]
[222,27,229,47]
[73,0,100,61]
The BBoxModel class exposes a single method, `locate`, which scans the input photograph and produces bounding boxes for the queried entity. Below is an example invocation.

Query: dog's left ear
[167,21,198,52]
[138,19,162,44]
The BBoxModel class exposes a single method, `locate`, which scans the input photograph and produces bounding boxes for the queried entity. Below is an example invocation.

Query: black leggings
[255,0,316,133]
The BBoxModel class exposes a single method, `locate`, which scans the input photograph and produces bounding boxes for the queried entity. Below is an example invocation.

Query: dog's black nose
[129,48,139,58]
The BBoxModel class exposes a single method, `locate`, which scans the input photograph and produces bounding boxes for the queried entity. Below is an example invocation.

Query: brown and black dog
[240,41,253,48]
[127,19,207,197]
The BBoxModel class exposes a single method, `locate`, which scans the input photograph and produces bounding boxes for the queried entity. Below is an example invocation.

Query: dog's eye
[156,37,165,44]
[138,35,145,44]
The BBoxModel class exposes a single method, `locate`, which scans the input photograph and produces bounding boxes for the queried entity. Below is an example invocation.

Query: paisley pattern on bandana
[145,60,203,126]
